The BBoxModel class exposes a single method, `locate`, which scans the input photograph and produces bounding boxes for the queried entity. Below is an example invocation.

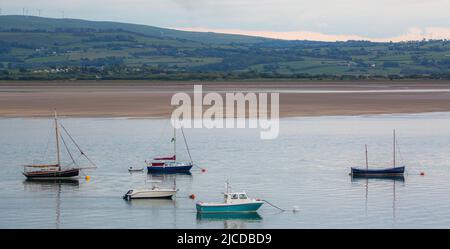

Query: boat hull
[196,202,264,213]
[196,212,262,221]
[147,165,192,173]
[23,168,80,179]
[350,166,405,177]
[124,190,176,200]
[128,169,144,172]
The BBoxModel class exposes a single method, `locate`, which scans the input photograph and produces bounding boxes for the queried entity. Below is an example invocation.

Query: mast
[54,110,61,170]
[173,127,176,160]
[225,180,230,194]
[393,129,396,168]
[365,144,368,170]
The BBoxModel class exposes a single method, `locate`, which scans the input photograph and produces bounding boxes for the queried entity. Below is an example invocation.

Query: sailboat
[146,126,193,173]
[350,130,405,177]
[22,111,96,179]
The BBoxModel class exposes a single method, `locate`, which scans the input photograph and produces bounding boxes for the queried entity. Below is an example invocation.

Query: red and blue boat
[147,155,193,173]
[147,127,194,173]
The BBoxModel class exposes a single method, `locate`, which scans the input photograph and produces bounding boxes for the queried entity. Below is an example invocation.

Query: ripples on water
[1,112,450,228]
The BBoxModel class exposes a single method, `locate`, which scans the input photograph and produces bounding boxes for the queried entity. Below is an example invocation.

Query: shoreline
[1,111,448,120]
[1,80,450,118]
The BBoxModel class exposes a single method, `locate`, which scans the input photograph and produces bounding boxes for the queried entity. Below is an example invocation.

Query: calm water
[1,113,450,228]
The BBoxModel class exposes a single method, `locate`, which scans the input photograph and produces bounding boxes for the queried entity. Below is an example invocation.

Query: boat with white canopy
[196,181,264,213]
[123,180,178,200]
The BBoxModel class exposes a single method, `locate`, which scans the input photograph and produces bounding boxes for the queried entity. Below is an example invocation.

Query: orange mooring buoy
[420,172,425,176]
[189,194,196,199]
[201,168,206,173]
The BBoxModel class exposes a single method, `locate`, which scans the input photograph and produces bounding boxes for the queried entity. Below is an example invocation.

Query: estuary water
[1,113,450,228]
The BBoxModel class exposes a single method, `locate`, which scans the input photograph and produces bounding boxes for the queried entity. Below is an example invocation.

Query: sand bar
[1,80,450,118]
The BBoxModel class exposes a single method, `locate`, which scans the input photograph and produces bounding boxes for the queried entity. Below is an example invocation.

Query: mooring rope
[262,199,287,212]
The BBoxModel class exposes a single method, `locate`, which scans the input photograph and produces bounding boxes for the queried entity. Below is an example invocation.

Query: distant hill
[0,15,449,80]
[0,15,269,44]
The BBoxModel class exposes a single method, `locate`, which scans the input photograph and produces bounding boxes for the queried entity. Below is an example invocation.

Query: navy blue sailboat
[350,130,405,177]
[147,127,193,173]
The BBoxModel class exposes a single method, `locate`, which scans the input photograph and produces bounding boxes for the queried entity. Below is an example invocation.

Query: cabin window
[239,194,247,199]
[231,194,238,199]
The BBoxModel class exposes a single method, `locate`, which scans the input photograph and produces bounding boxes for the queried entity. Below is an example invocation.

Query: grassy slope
[0,16,449,80]
[0,15,268,44]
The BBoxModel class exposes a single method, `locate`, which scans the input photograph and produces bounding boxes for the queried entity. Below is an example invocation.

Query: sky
[1,0,450,42]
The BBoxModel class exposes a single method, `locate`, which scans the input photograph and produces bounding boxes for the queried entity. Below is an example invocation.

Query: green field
[1,15,449,80]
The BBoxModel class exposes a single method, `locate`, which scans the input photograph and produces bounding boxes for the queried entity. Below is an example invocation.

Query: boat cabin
[223,192,250,204]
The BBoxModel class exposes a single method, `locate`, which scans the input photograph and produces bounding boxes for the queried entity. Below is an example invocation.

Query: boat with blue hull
[351,173,405,182]
[351,166,405,177]
[350,130,405,178]
[196,212,262,221]
[197,202,264,213]
[196,182,264,213]
[146,127,194,173]
[147,162,193,173]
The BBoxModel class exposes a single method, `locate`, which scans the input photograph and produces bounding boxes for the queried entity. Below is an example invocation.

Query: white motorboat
[123,180,178,200]
[128,166,144,172]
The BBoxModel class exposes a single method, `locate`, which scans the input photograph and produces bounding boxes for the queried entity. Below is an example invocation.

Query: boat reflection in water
[23,179,80,229]
[147,171,192,177]
[351,175,405,182]
[351,175,404,221]
[197,212,262,229]
[23,178,80,191]
[124,198,176,208]
[148,172,193,193]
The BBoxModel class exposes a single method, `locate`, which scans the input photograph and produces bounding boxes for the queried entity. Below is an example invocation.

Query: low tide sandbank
[1,80,450,118]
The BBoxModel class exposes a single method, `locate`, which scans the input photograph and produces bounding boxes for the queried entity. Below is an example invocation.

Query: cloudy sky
[2,0,450,41]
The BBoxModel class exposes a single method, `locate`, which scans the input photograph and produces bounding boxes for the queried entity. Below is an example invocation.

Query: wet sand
[1,80,450,117]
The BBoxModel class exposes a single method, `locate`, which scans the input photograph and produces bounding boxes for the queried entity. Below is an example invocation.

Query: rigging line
[67,150,84,167]
[67,154,91,168]
[180,127,193,164]
[396,139,405,166]
[60,123,97,168]
[60,133,77,167]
